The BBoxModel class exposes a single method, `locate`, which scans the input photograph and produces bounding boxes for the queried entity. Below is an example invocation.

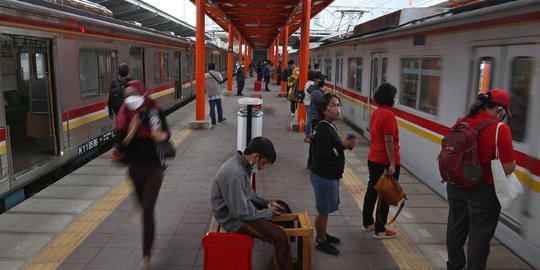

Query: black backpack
[108,78,131,116]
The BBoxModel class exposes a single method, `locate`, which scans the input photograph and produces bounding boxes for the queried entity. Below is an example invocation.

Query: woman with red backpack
[446,89,516,270]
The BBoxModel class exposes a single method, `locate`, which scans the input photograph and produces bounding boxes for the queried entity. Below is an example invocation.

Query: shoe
[304,136,312,143]
[315,239,339,255]
[218,118,227,123]
[237,93,244,96]
[326,233,341,244]
[140,256,150,270]
[211,124,216,129]
[264,89,270,92]
[362,224,375,231]
[374,229,397,239]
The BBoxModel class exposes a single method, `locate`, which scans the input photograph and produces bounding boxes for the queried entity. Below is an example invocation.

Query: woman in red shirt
[446,89,516,270]
[362,83,400,239]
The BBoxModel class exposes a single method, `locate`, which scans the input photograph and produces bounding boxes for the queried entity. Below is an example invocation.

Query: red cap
[489,89,512,118]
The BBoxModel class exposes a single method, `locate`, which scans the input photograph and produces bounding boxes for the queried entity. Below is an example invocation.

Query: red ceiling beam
[216,0,294,5]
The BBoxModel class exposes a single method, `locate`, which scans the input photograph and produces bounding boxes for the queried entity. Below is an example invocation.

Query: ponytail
[468,92,498,117]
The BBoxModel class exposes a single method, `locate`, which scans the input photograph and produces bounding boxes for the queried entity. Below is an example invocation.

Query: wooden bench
[205,212,313,270]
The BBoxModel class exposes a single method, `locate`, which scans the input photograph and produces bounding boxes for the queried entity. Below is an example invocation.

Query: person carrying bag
[374,171,406,226]
[491,123,523,209]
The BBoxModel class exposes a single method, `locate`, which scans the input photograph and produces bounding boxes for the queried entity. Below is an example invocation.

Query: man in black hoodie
[108,63,132,118]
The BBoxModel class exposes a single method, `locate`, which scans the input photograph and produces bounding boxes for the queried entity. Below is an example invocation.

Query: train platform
[0,76,532,270]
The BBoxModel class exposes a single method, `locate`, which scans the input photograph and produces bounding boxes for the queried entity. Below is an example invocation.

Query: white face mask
[124,95,144,111]
[250,156,259,174]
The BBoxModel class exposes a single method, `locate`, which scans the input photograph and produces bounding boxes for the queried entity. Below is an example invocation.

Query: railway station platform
[0,77,532,270]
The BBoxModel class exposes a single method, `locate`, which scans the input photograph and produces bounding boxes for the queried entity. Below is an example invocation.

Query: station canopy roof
[86,0,199,38]
[190,0,335,48]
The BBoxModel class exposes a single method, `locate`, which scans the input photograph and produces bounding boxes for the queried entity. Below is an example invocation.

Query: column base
[222,91,236,96]
[188,120,211,130]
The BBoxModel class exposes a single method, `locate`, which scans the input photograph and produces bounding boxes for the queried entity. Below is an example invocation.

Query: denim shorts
[310,170,340,214]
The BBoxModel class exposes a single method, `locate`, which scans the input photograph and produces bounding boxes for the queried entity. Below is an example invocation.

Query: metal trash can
[237,98,263,152]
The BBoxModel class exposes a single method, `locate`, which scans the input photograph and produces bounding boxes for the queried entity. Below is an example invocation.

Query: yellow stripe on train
[63,111,109,132]
[150,88,174,99]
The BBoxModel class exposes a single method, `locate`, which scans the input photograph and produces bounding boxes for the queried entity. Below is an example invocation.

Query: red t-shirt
[368,106,400,165]
[458,110,516,185]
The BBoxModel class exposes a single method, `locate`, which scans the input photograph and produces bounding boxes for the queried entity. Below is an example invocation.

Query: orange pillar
[195,0,205,120]
[297,0,311,132]
[244,44,249,75]
[274,35,280,83]
[280,27,289,97]
[239,36,243,67]
[227,23,233,92]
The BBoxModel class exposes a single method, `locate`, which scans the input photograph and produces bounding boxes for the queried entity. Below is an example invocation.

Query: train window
[348,58,362,91]
[507,57,533,142]
[382,58,388,83]
[111,51,118,82]
[325,58,332,81]
[130,47,145,82]
[477,58,493,94]
[154,52,169,83]
[35,53,46,79]
[79,49,100,97]
[400,58,441,115]
[98,51,107,96]
[20,53,30,81]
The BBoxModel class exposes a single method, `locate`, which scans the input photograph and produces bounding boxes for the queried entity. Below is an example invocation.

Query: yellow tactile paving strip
[342,163,433,270]
[23,127,192,270]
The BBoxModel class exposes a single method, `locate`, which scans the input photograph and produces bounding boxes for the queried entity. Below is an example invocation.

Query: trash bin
[237,97,263,152]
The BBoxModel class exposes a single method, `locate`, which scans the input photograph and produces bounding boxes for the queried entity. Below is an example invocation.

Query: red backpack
[438,117,495,188]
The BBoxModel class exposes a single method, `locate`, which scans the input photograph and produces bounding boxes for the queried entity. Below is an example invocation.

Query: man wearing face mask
[210,137,293,270]
[307,71,325,168]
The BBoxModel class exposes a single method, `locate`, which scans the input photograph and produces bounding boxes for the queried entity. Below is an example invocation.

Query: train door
[130,47,145,83]
[0,35,58,175]
[471,44,539,233]
[366,52,388,131]
[174,51,183,100]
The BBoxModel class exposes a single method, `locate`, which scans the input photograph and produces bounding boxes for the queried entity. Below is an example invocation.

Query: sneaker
[362,224,375,231]
[210,124,216,129]
[373,229,397,239]
[326,233,341,244]
[315,239,339,255]
[303,136,312,143]
[218,118,227,123]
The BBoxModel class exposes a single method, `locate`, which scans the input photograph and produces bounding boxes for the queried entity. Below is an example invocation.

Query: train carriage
[0,0,229,210]
[290,0,540,267]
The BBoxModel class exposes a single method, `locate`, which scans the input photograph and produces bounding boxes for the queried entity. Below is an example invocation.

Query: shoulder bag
[374,171,407,225]
[491,123,523,209]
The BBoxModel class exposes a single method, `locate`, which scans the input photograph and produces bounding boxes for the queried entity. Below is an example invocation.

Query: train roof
[318,0,531,48]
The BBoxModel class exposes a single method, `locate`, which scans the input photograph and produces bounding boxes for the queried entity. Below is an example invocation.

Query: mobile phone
[347,133,357,140]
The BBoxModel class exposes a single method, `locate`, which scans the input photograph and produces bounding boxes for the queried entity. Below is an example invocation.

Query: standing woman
[287,67,299,117]
[310,93,356,255]
[115,80,170,267]
[362,82,400,239]
[446,89,516,270]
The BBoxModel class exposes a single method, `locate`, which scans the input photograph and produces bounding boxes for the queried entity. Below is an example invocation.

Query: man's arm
[221,173,272,221]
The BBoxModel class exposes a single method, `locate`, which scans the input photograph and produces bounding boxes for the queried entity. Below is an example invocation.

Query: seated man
[210,137,293,270]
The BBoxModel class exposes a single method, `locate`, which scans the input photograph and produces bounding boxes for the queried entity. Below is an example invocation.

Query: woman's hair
[317,93,340,120]
[244,137,277,163]
[374,83,397,106]
[468,92,499,117]
[208,63,215,70]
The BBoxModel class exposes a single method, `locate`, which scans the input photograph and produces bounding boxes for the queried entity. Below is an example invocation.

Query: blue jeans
[304,106,311,136]
[208,98,224,125]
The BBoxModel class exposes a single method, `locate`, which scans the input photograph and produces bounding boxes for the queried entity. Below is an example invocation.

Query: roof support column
[244,44,249,75]
[227,23,233,92]
[297,0,311,132]
[279,26,289,97]
[239,36,243,66]
[273,36,279,83]
[195,0,205,121]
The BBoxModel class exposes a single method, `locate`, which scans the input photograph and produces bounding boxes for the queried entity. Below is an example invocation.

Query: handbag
[491,123,523,209]
[374,171,407,225]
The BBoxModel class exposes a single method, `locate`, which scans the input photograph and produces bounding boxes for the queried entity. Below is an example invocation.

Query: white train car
[291,0,540,267]
[0,0,229,211]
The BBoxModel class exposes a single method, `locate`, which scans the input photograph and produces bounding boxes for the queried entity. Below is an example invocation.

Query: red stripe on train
[0,128,5,142]
[335,85,540,176]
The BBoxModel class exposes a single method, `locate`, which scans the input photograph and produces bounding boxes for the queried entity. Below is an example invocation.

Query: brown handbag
[374,171,407,225]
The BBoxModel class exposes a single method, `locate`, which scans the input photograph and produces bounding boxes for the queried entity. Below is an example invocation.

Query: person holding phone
[310,93,356,255]
[205,63,227,127]
[211,137,293,270]
[362,82,401,239]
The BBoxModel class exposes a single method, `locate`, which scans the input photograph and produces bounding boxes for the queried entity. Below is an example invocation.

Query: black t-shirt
[108,77,131,116]
[310,121,345,179]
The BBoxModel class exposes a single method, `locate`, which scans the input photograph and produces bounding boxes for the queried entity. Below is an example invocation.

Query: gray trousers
[446,181,501,270]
